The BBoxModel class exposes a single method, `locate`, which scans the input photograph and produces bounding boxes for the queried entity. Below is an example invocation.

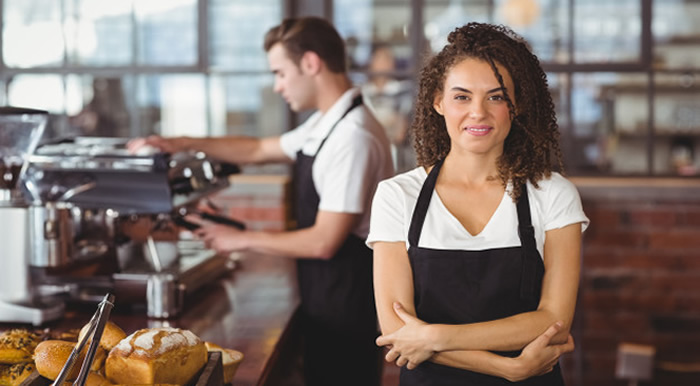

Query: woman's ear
[433,93,444,116]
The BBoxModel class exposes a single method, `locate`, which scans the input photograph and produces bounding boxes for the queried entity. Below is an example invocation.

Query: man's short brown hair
[264,17,347,73]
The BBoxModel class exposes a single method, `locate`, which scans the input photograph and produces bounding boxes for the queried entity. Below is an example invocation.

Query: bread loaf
[204,342,244,384]
[0,329,41,364]
[78,321,127,352]
[33,340,105,381]
[105,327,207,385]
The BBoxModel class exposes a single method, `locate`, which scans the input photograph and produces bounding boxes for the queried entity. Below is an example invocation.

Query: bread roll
[0,329,41,364]
[0,362,35,385]
[204,342,244,384]
[33,340,105,381]
[105,327,207,385]
[78,321,127,352]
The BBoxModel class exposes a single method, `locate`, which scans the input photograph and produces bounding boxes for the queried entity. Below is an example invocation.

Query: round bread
[204,342,244,384]
[33,340,105,381]
[78,321,127,352]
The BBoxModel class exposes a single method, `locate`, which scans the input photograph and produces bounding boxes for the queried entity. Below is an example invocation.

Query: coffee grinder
[0,107,64,325]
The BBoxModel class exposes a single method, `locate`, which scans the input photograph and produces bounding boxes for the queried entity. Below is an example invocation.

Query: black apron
[294,94,382,386]
[400,159,564,385]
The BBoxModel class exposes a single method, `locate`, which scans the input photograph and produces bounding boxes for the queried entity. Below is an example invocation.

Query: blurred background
[1,1,700,384]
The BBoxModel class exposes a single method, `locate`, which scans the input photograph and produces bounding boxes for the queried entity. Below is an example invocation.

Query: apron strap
[314,94,363,156]
[516,185,540,301]
[408,158,444,247]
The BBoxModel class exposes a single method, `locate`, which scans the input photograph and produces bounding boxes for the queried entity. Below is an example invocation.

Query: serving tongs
[52,293,116,386]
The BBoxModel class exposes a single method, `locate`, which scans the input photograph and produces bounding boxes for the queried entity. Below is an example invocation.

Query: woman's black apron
[400,159,564,385]
[294,94,381,386]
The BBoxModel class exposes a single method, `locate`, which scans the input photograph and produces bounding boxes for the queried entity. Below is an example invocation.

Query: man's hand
[376,302,435,370]
[185,214,249,253]
[127,135,186,154]
[505,321,575,382]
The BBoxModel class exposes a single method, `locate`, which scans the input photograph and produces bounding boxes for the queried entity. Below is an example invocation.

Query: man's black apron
[294,94,381,386]
[400,159,564,385]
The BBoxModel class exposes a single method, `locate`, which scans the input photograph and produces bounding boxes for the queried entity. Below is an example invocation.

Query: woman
[367,23,589,385]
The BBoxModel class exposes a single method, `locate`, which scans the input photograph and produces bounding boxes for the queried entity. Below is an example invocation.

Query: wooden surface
[1,253,300,386]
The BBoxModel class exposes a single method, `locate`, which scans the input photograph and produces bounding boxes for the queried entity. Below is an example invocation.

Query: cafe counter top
[1,253,301,386]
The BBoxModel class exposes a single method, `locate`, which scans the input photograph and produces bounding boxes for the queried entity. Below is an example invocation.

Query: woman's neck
[441,151,503,187]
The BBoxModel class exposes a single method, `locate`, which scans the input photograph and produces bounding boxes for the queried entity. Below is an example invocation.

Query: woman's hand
[376,302,435,369]
[504,321,575,382]
[185,215,248,253]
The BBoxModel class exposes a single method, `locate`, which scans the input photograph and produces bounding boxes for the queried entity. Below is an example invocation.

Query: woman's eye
[489,94,505,101]
[454,95,469,101]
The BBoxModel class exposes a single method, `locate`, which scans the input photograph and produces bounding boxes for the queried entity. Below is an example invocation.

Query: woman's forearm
[426,309,567,352]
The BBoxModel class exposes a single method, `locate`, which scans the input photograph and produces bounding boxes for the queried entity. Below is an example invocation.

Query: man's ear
[300,51,322,75]
[433,93,444,116]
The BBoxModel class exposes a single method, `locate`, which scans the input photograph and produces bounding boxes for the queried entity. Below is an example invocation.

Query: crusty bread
[78,321,127,352]
[0,362,35,385]
[204,342,244,384]
[33,340,105,381]
[105,327,207,385]
[0,329,41,364]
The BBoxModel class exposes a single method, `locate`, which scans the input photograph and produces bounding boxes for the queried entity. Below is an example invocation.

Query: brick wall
[567,180,700,386]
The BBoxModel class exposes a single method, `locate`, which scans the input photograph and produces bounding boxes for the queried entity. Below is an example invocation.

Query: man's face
[267,43,315,112]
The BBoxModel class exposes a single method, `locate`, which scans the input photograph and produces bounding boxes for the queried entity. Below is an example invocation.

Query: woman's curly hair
[412,22,563,200]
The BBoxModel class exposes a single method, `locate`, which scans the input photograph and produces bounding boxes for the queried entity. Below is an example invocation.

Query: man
[129,17,393,386]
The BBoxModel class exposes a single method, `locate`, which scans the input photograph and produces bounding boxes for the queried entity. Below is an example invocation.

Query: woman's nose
[469,100,486,119]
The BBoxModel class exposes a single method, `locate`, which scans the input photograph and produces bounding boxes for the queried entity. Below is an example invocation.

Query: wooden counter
[0,253,301,386]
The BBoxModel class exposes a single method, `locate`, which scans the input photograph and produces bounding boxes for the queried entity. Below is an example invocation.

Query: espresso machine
[0,107,65,325]
[20,136,242,319]
[0,106,243,324]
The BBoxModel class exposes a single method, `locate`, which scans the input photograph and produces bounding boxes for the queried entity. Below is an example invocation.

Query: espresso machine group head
[0,106,65,325]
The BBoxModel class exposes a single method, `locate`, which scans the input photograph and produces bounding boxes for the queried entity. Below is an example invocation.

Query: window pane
[209,0,282,71]
[573,0,641,63]
[209,74,287,174]
[136,74,207,137]
[65,1,134,66]
[3,0,64,67]
[64,75,133,138]
[135,1,197,66]
[424,0,491,53]
[493,0,570,64]
[653,73,700,175]
[8,75,66,113]
[335,0,413,70]
[653,1,700,70]
[570,73,649,175]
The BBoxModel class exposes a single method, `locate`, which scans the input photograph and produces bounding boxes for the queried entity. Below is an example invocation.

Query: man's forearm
[175,136,275,165]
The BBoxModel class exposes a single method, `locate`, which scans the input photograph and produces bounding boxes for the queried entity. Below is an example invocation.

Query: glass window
[653,0,700,70]
[569,73,649,175]
[335,0,413,70]
[3,0,64,68]
[64,1,134,66]
[7,75,66,113]
[209,0,282,71]
[653,73,700,175]
[424,0,491,53]
[494,0,570,64]
[135,1,198,66]
[573,0,641,63]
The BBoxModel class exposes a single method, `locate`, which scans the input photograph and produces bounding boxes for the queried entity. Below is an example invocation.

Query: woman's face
[433,57,515,158]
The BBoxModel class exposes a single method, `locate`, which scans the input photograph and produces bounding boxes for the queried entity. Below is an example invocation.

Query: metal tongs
[53,293,116,386]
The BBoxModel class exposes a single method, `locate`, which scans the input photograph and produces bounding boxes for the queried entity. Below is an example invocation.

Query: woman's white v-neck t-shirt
[366,166,589,259]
